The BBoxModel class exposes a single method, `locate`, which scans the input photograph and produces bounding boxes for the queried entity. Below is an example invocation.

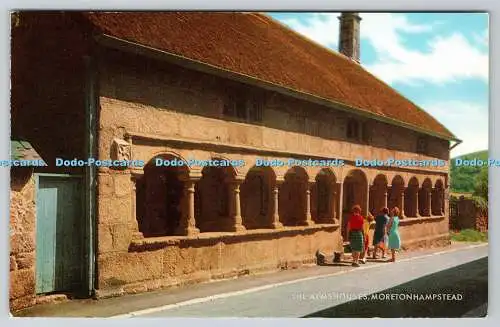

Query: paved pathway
[14,242,488,318]
[128,243,487,318]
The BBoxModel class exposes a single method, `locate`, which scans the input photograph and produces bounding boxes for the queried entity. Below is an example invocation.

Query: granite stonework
[92,50,451,298]
[9,170,36,311]
[10,12,453,311]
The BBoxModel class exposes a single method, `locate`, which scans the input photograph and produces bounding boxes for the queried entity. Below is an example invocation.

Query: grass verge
[450,229,488,242]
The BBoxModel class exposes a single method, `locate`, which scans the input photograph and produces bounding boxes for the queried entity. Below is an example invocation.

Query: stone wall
[450,197,488,232]
[10,12,92,311]
[98,48,450,162]
[94,45,451,296]
[399,216,450,249]
[96,226,339,297]
[11,12,89,174]
[9,169,36,311]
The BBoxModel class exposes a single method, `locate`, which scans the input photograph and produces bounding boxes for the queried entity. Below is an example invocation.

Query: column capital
[180,173,202,183]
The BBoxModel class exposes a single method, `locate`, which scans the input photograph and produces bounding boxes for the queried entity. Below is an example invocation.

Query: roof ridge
[356,63,456,138]
[261,12,456,139]
[82,12,456,140]
[262,13,357,64]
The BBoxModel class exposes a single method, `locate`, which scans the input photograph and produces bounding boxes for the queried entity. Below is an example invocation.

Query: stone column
[229,180,246,232]
[384,187,388,209]
[337,182,344,225]
[366,183,371,216]
[400,189,405,218]
[330,188,338,224]
[441,188,445,216]
[428,188,433,216]
[271,181,284,229]
[176,177,200,236]
[386,185,392,209]
[415,188,420,218]
[301,182,314,226]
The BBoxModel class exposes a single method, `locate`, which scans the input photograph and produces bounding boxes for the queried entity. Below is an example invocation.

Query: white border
[1,1,497,327]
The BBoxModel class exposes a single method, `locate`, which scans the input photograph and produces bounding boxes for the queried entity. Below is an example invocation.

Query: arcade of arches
[135,155,446,239]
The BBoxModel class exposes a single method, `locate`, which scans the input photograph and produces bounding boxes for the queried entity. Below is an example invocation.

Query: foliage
[473,168,488,202]
[450,229,488,242]
[450,150,488,193]
[471,195,488,212]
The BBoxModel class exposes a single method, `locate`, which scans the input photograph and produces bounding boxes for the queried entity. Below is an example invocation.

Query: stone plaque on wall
[111,138,131,161]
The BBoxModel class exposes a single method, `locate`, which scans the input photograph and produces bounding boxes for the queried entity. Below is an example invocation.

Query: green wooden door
[36,175,84,294]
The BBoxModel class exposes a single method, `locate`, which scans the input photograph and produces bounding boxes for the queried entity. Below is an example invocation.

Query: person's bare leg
[352,252,360,266]
[360,245,367,263]
[390,249,396,262]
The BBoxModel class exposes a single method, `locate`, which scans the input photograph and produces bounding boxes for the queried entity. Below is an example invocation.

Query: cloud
[473,29,489,48]
[279,13,488,86]
[421,101,489,157]
[280,13,341,48]
[278,13,489,156]
[367,32,488,85]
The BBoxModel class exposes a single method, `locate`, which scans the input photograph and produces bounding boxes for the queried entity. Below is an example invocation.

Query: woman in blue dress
[387,207,401,262]
[372,207,389,259]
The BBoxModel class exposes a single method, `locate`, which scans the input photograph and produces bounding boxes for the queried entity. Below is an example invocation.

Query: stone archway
[370,174,388,215]
[195,165,236,232]
[241,166,276,229]
[405,177,419,218]
[388,175,405,216]
[311,168,337,224]
[279,166,309,226]
[420,178,432,216]
[137,154,189,237]
[342,169,368,238]
[432,179,445,216]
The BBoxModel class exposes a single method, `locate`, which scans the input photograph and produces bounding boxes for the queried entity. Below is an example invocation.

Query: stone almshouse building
[10,12,459,310]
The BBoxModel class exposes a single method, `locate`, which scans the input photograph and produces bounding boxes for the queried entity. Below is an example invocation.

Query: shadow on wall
[303,257,488,318]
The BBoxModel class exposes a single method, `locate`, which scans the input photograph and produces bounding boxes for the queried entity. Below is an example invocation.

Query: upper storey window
[417,137,428,154]
[346,119,359,139]
[346,119,370,143]
[223,89,263,123]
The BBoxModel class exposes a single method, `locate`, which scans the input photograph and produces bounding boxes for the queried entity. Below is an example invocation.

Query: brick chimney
[338,12,362,63]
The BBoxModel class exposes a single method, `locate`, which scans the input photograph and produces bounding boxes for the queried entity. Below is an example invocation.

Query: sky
[269,12,489,158]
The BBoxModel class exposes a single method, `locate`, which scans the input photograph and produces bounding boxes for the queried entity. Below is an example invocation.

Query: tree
[473,168,488,202]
